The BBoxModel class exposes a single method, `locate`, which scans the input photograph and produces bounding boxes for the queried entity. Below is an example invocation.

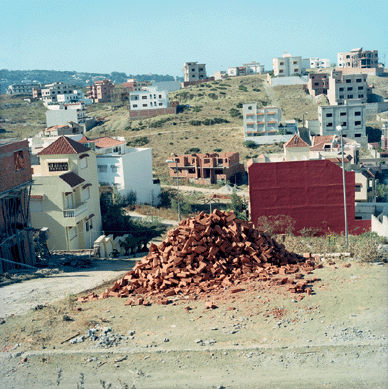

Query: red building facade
[248,159,370,236]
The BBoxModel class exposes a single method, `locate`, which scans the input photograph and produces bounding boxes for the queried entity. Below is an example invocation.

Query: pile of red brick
[78,210,321,305]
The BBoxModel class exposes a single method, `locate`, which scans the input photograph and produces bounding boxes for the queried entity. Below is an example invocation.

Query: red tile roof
[78,136,125,149]
[311,135,336,146]
[59,172,85,188]
[46,124,69,132]
[284,134,310,148]
[37,136,90,156]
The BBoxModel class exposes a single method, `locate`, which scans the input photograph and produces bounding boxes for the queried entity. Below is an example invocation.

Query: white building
[56,90,92,106]
[182,62,207,82]
[129,87,169,111]
[302,58,331,70]
[41,82,77,105]
[6,83,41,95]
[273,53,302,77]
[228,61,264,77]
[79,136,161,205]
[318,104,367,145]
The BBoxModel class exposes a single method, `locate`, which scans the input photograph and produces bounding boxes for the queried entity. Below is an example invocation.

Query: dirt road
[0,259,387,388]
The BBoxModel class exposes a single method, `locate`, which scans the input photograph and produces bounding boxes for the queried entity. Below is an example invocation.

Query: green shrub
[236,102,243,108]
[243,140,259,149]
[208,93,218,100]
[238,85,248,92]
[229,108,241,117]
[189,120,201,126]
[186,147,201,154]
[126,136,149,147]
[192,106,203,112]
[203,118,214,125]
[214,148,222,152]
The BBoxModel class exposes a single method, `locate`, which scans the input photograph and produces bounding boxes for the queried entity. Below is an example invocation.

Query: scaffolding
[0,180,36,272]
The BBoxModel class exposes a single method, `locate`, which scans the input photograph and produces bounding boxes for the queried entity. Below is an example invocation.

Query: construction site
[0,209,387,388]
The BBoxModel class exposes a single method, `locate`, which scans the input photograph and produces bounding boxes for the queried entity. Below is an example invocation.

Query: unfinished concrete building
[0,139,35,272]
[167,152,245,185]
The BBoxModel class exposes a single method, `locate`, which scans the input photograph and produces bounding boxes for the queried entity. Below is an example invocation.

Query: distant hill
[0,69,183,93]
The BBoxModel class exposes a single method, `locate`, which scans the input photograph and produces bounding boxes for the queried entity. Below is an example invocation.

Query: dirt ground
[0,255,387,389]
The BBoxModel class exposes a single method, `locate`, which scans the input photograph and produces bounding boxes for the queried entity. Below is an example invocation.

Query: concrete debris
[78,210,322,305]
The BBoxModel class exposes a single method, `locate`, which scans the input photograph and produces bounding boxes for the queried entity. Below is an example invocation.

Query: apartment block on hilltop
[6,83,41,96]
[273,54,302,77]
[303,57,330,69]
[41,82,77,104]
[318,104,367,144]
[228,61,264,77]
[0,139,35,272]
[30,136,102,251]
[167,152,245,185]
[86,79,115,103]
[78,136,161,205]
[327,70,369,105]
[122,79,152,92]
[183,62,207,82]
[337,48,383,76]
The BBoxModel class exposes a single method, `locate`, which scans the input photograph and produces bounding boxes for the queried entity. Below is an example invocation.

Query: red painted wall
[248,160,370,236]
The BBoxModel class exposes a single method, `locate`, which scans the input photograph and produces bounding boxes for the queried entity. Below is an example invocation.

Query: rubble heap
[79,210,321,305]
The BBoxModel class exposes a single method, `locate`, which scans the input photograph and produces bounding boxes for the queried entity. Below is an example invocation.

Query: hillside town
[1,42,388,388]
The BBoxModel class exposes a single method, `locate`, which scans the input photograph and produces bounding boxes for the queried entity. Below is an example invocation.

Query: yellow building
[283,135,310,161]
[30,136,102,250]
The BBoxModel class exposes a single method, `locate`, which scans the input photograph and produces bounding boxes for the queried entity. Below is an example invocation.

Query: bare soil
[0,255,387,388]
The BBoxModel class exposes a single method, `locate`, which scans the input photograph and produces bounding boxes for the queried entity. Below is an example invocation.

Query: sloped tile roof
[284,134,310,148]
[59,172,85,188]
[37,136,90,155]
[78,136,125,149]
[311,135,335,146]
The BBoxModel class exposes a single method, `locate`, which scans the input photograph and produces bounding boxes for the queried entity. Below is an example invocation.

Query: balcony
[63,202,88,226]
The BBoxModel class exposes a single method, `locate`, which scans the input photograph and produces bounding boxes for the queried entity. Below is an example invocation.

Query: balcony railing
[63,202,87,218]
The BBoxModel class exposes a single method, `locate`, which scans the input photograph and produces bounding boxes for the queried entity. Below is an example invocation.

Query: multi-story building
[228,61,264,77]
[318,104,367,144]
[56,90,92,106]
[327,70,368,105]
[182,62,207,82]
[30,136,102,250]
[381,123,388,150]
[6,83,41,95]
[45,102,96,132]
[167,152,245,185]
[302,58,330,70]
[0,139,35,272]
[307,73,329,96]
[243,104,282,138]
[78,136,161,205]
[273,54,302,77]
[337,48,379,69]
[129,87,169,111]
[41,82,77,104]
[86,79,115,103]
[122,79,152,92]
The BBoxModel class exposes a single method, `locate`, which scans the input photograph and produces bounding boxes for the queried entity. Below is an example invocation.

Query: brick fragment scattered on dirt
[79,210,320,305]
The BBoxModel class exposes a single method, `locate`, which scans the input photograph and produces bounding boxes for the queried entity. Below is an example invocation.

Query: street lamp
[166,158,181,221]
[336,125,348,247]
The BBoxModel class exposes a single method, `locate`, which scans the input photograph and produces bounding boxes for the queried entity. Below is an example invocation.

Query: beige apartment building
[30,136,102,251]
[327,70,368,105]
[41,82,77,104]
[273,54,302,77]
[337,48,379,69]
[182,62,207,82]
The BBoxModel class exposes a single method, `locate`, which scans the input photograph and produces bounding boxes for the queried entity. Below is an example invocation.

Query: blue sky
[1,0,387,77]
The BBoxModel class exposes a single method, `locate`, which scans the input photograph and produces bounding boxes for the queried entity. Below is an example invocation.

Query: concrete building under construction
[0,139,35,272]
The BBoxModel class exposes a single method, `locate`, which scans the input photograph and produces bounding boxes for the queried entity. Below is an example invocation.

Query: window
[143,104,147,107]
[80,157,88,169]
[159,103,163,106]
[82,187,90,201]
[314,82,319,86]
[48,162,68,172]
[294,68,299,72]
[248,106,252,110]
[279,70,284,74]
[358,86,364,90]
[347,95,353,99]
[86,218,93,232]
[326,123,333,127]
[355,121,361,126]
[159,95,162,98]
[355,111,361,116]
[14,150,24,171]
[340,112,346,116]
[293,61,297,65]
[111,166,118,173]
[355,184,362,192]
[339,88,344,91]
[279,62,284,66]
[133,104,138,108]
[340,122,347,126]
[142,96,147,100]
[346,79,351,83]
[355,134,362,138]
[204,159,210,163]
[356,78,362,82]
[326,113,333,117]
[347,87,353,91]
[358,94,364,98]
[339,95,344,99]
[98,165,107,173]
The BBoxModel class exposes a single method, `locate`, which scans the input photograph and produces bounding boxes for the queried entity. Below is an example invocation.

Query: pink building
[307,73,328,96]
[86,79,114,103]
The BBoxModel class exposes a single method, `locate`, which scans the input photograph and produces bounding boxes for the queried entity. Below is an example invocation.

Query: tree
[229,191,248,220]
[375,179,388,202]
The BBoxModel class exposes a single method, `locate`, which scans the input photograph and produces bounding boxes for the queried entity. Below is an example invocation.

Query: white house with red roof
[30,136,102,250]
[79,136,161,205]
